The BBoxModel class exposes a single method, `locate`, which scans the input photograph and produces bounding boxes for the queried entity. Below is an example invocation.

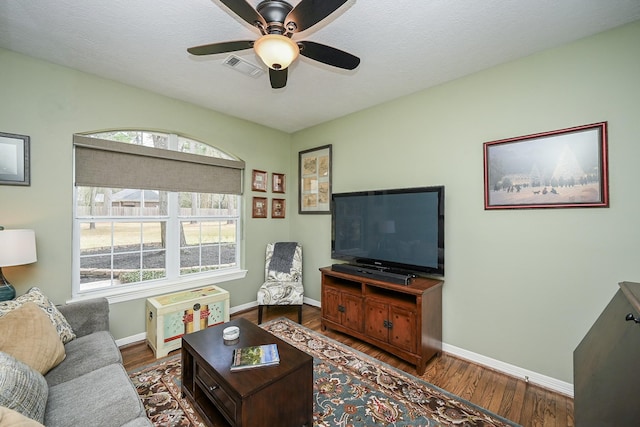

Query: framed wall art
[272,172,285,193]
[252,197,268,218]
[0,132,30,186]
[299,144,332,214]
[272,198,286,218]
[251,169,268,192]
[483,122,609,210]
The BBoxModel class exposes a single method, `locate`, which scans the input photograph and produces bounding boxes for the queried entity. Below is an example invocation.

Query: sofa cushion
[0,352,48,424]
[0,302,66,375]
[0,287,76,344]
[45,363,148,427]
[45,330,122,386]
[0,406,45,427]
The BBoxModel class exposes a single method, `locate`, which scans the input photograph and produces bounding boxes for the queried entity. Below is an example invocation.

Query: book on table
[230,343,280,371]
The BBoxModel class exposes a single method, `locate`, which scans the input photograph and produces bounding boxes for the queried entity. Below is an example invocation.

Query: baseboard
[442,342,574,397]
[115,299,572,397]
[304,297,321,307]
[116,332,146,348]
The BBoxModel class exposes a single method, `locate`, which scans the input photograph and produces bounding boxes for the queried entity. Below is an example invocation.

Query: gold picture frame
[298,144,332,214]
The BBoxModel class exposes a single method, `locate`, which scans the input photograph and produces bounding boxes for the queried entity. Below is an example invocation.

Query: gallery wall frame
[0,132,30,186]
[251,169,268,192]
[483,122,609,210]
[299,144,332,214]
[252,197,268,218]
[272,198,286,219]
[272,172,285,193]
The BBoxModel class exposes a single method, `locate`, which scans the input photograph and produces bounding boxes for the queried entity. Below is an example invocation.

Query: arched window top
[87,130,237,161]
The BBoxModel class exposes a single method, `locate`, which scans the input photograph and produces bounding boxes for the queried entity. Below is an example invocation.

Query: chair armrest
[57,297,110,338]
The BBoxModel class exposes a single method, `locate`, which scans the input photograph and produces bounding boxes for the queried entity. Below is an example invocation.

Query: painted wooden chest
[146,285,230,358]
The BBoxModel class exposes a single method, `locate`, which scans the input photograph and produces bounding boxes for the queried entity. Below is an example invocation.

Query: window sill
[69,269,247,304]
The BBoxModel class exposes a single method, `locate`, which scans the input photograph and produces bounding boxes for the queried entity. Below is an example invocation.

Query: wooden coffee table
[181,318,313,427]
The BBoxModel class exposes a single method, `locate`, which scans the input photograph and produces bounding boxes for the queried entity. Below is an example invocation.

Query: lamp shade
[253,34,299,70]
[0,229,37,267]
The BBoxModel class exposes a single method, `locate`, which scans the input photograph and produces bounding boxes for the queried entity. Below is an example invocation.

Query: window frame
[71,132,247,303]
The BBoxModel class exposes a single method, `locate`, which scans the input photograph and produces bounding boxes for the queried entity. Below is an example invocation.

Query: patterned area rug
[128,356,203,427]
[128,318,520,426]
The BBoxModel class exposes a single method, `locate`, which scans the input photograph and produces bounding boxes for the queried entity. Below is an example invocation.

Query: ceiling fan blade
[218,0,266,28]
[298,41,360,70]
[187,40,254,56]
[286,0,348,33]
[269,68,288,89]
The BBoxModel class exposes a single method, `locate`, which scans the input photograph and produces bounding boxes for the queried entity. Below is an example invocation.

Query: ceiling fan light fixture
[253,34,299,70]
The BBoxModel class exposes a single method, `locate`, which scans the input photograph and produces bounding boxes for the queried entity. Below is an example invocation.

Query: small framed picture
[0,132,30,186]
[251,169,268,192]
[252,197,268,218]
[272,173,285,193]
[272,198,286,218]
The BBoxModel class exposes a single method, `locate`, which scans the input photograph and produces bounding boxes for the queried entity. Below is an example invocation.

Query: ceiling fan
[187,0,360,89]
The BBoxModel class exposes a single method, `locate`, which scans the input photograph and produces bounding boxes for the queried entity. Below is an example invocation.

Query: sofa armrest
[57,297,110,338]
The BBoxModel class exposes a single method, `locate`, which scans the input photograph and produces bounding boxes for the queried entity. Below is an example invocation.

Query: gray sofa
[44,298,152,427]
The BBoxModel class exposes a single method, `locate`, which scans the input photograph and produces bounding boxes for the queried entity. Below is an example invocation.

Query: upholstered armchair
[257,242,303,324]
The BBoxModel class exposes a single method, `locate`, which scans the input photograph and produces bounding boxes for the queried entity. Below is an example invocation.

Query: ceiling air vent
[223,55,265,78]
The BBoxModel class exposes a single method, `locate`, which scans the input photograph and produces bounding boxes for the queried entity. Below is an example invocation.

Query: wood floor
[121,304,574,427]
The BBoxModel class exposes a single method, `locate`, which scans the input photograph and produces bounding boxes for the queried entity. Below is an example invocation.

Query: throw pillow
[0,352,48,424]
[0,406,45,427]
[0,287,76,343]
[0,302,66,375]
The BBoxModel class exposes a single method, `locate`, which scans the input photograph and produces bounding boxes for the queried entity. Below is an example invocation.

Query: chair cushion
[0,287,76,344]
[0,302,66,375]
[0,352,49,424]
[257,281,304,305]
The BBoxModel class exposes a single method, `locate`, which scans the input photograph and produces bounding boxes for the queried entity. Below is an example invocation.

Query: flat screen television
[331,186,444,277]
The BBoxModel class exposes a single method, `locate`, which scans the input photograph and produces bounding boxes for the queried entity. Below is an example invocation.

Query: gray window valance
[74,134,245,194]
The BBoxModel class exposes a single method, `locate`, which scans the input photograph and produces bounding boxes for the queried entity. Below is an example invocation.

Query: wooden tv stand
[320,266,443,375]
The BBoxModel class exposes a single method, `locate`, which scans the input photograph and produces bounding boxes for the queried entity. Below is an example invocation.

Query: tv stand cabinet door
[322,286,342,324]
[342,293,364,333]
[389,304,417,353]
[365,298,389,343]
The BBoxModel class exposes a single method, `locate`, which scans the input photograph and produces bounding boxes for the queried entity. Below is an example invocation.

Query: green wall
[290,21,640,383]
[0,49,293,340]
[1,20,638,385]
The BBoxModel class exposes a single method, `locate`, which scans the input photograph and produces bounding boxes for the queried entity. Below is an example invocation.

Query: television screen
[331,186,444,277]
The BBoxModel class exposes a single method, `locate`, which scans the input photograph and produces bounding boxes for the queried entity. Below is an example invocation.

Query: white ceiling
[1,0,639,133]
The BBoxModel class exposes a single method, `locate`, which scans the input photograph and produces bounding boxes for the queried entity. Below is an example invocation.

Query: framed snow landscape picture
[483,122,609,210]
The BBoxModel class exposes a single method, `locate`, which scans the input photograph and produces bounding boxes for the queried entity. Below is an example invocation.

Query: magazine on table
[230,343,280,371]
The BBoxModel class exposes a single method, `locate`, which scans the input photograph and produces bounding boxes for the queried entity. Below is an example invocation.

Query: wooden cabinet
[574,281,640,426]
[320,266,443,374]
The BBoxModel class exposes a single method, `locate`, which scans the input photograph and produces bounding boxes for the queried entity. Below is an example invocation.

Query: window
[73,131,245,301]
